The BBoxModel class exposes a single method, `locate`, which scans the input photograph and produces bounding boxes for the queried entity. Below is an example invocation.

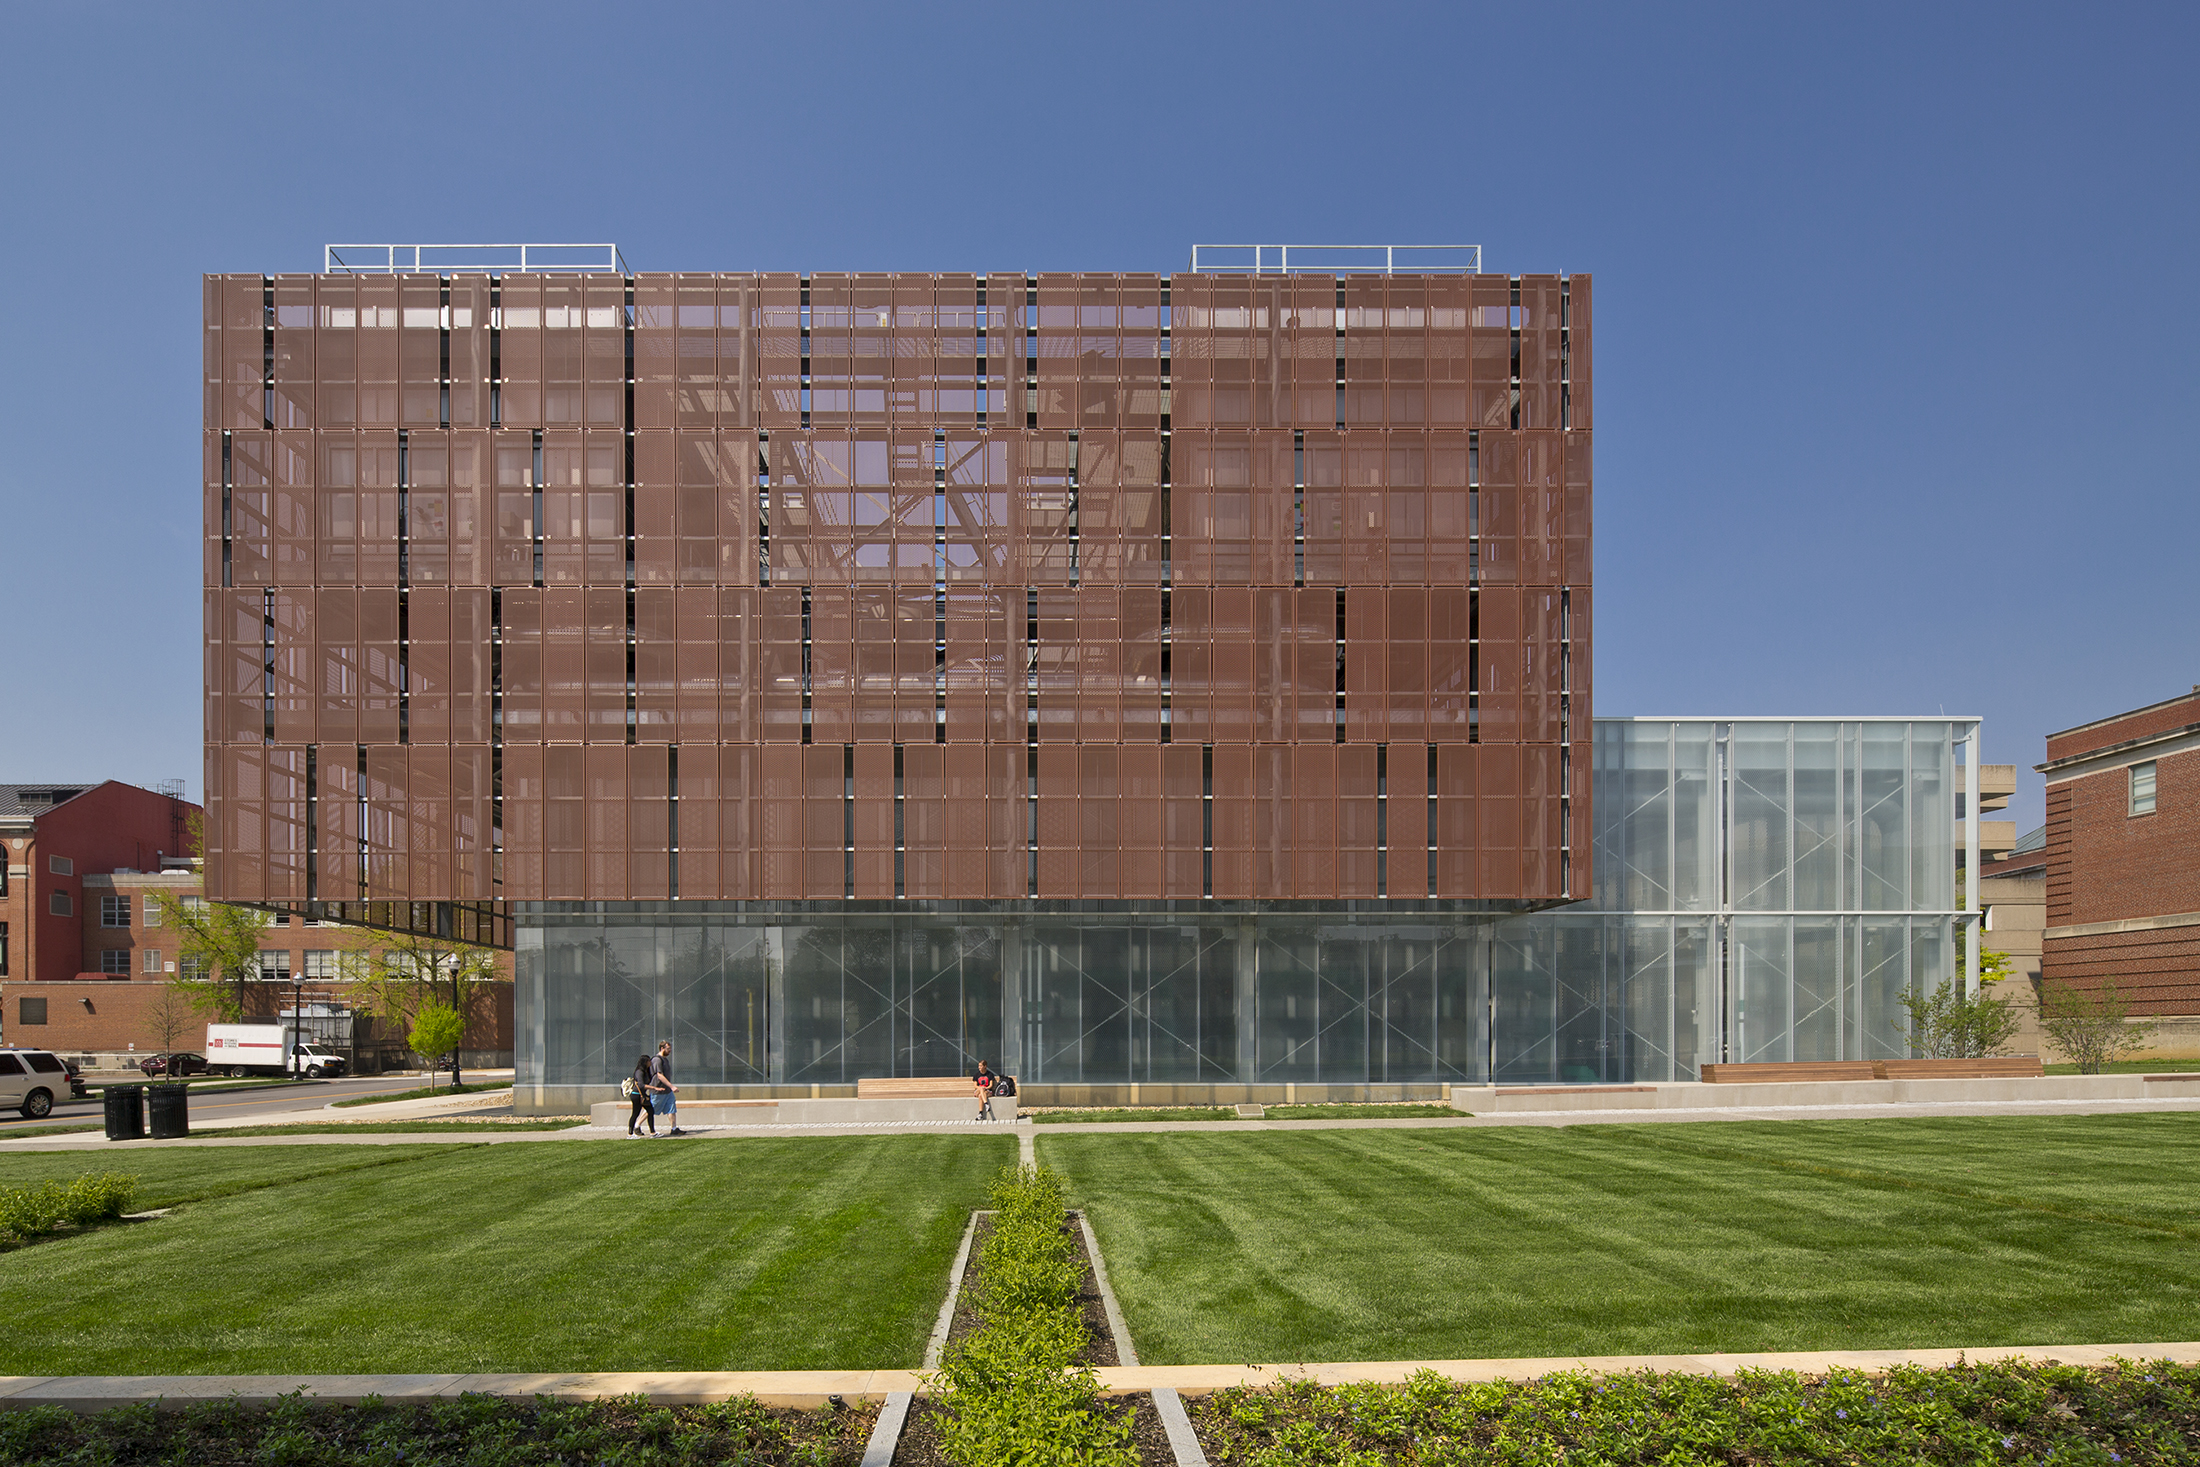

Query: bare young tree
[141,979,202,1057]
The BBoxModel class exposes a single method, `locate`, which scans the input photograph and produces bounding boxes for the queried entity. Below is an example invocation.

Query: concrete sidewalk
[5,1340,2195,1411]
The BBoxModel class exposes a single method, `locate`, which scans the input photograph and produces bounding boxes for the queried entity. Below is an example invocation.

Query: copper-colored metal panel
[269,275,315,429]
[447,276,490,430]
[1519,276,1563,431]
[1209,588,1256,747]
[406,430,451,585]
[1471,274,1512,429]
[398,275,442,427]
[311,743,359,899]
[1387,587,1429,744]
[1569,739,1594,897]
[218,743,262,902]
[1520,742,1559,899]
[449,744,491,898]
[497,275,544,428]
[1285,588,1329,743]
[364,745,410,899]
[1568,275,1592,431]
[450,590,489,743]
[1519,432,1563,586]
[1158,744,1202,896]
[355,278,400,428]
[1564,432,1592,587]
[751,274,801,429]
[1117,744,1163,849]
[1300,431,1344,583]
[1477,585,1520,744]
[580,587,624,740]
[536,588,582,739]
[1427,430,1470,585]
[633,588,676,739]
[583,275,627,429]
[1209,744,1269,898]
[1248,590,1287,743]
[1477,745,1522,896]
[499,587,542,744]
[721,744,760,899]
[1289,743,1338,897]
[445,430,489,586]
[359,588,401,745]
[625,745,670,900]
[900,743,943,898]
[270,589,313,744]
[757,586,804,743]
[1343,587,1387,743]
[407,746,454,902]
[757,745,803,898]
[1078,746,1119,898]
[1073,587,1121,743]
[943,741,990,864]
[1428,586,1471,737]
[893,588,934,739]
[848,587,894,737]
[1387,435,1429,583]
[1426,276,1471,430]
[1388,742,1430,898]
[810,586,853,745]
[1525,589,1565,746]
[1337,743,1380,898]
[409,587,452,746]
[1118,585,1163,742]
[264,744,308,904]
[355,432,402,586]
[537,429,585,585]
[1169,587,1211,745]
[1032,742,1075,897]
[633,275,676,429]
[313,276,359,428]
[214,276,264,431]
[942,587,994,742]
[538,278,585,427]
[229,431,272,585]
[580,745,626,900]
[1433,744,1475,897]
[499,744,542,900]
[1014,431,1077,584]
[490,436,533,586]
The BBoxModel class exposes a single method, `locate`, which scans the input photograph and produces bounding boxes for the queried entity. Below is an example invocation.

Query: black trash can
[103,1084,145,1141]
[146,1083,190,1139]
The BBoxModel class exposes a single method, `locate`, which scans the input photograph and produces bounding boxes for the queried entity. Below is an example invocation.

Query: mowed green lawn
[1042,1114,2200,1365]
[0,1135,1012,1374]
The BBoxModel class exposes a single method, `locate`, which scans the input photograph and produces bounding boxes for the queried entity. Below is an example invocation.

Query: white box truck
[205,1025,349,1078]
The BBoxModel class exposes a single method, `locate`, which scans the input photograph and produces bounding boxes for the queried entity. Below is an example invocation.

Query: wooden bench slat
[1873,1058,2045,1079]
[855,1076,1015,1099]
[1699,1062,1879,1083]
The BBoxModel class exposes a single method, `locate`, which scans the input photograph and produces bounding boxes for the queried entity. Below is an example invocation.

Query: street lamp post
[293,973,304,1079]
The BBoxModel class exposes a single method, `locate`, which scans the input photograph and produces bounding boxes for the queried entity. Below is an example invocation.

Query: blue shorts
[652,1092,675,1114]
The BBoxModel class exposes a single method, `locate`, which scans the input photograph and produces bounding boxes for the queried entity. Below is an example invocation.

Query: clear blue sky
[1,1,2192,836]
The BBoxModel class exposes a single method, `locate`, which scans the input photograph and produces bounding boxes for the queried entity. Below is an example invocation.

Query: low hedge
[929,1164,1134,1467]
[0,1172,135,1247]
[0,1392,873,1466]
[1193,1361,2200,1465]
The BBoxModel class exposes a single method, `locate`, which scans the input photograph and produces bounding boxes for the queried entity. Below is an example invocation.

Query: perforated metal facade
[202,269,1590,911]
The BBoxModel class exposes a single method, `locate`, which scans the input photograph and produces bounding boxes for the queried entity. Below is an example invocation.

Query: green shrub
[0,1172,136,1246]
[929,1164,1135,1467]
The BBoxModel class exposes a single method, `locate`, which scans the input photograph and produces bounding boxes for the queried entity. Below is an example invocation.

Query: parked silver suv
[0,1048,76,1119]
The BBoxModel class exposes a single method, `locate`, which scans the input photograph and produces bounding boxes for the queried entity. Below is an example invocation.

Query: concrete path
[8,1091,2200,1153]
[6,1341,2196,1412]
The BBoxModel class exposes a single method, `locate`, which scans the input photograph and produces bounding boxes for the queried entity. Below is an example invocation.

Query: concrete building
[201,245,1981,1109]
[2037,686,2200,1056]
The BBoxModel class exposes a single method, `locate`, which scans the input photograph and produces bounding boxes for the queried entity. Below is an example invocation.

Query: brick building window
[49,890,71,917]
[2130,761,2157,816]
[142,948,163,974]
[101,894,131,928]
[304,950,338,979]
[180,954,206,980]
[48,855,72,876]
[142,898,163,928]
[99,949,131,975]
[257,950,292,980]
[17,997,44,1026]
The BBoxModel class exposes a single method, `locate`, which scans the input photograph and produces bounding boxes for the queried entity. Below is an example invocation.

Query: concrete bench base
[589,1095,1018,1128]
[1453,1073,2193,1114]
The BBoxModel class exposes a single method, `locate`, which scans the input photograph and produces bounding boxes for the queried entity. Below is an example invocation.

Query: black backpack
[993,1074,1016,1097]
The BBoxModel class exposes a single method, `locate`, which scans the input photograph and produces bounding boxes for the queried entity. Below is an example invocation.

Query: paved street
[0,1071,494,1132]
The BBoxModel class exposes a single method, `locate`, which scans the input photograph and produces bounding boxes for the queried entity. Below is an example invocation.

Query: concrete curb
[8,1343,2199,1414]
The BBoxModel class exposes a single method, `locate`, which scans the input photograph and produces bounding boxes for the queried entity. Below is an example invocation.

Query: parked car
[138,1052,212,1078]
[0,1048,76,1118]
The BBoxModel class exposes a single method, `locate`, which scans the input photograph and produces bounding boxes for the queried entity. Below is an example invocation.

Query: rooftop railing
[324,243,630,276]
[1187,244,1481,275]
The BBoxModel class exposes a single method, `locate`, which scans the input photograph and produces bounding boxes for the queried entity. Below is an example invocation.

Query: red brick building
[2,780,511,1063]
[2039,688,2200,1014]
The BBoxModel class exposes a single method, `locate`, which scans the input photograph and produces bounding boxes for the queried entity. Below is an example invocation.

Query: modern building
[2036,687,2200,1049]
[202,245,1978,1110]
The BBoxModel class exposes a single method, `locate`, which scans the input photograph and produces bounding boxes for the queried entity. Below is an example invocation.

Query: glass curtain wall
[515,718,1966,1092]
[1488,719,1961,1082]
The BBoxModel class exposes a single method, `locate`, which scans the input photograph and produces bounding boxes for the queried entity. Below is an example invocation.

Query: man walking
[650,1040,682,1136]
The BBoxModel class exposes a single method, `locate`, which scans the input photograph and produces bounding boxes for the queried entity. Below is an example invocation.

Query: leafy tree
[147,893,271,1022]
[407,1003,467,1090]
[343,930,498,1089]
[2037,978,2158,1073]
[1896,978,2023,1058]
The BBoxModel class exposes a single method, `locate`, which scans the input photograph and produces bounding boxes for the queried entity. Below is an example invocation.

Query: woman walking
[626,1053,657,1136]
